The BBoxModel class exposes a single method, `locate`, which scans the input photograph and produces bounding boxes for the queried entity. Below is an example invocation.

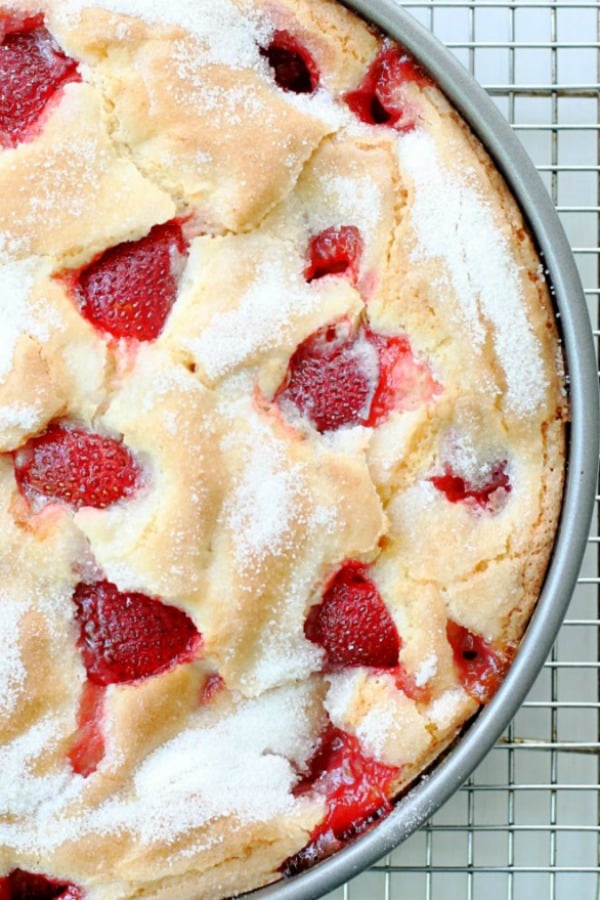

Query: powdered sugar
[324,670,363,724]
[398,130,547,417]
[0,403,42,431]
[427,687,470,730]
[356,703,398,760]
[415,653,438,688]
[222,409,337,570]
[0,596,27,716]
[0,257,38,383]
[57,0,269,69]
[0,683,319,853]
[187,259,328,381]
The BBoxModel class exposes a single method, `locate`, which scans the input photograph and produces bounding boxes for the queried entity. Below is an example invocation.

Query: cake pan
[250,3,600,899]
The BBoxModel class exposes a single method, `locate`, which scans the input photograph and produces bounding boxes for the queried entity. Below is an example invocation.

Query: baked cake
[0,0,566,897]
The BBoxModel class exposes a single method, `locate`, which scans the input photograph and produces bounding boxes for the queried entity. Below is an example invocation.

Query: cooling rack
[325,2,600,898]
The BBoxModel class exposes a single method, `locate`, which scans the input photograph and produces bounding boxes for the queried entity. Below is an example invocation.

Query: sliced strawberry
[366,330,440,427]
[275,320,373,432]
[0,22,80,148]
[284,724,399,874]
[447,620,514,704]
[305,561,401,669]
[344,42,431,131]
[275,320,440,433]
[68,681,106,778]
[304,225,363,283]
[431,460,511,512]
[13,424,141,511]
[0,870,84,899]
[70,221,188,342]
[73,581,202,686]
[261,30,319,94]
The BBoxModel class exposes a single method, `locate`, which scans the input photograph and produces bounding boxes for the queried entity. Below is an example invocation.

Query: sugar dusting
[427,688,470,730]
[398,130,547,417]
[0,684,318,853]
[0,258,38,383]
[220,409,335,693]
[57,0,269,69]
[0,595,27,716]
[415,653,438,688]
[222,408,337,567]
[187,258,328,381]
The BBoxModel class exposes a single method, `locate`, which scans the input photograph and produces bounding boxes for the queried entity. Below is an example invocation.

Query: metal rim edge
[251,4,600,897]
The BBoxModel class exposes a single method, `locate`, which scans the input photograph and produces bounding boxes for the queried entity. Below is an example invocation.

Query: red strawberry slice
[275,320,373,432]
[71,221,188,342]
[73,581,202,686]
[261,30,319,94]
[284,724,399,873]
[431,460,511,512]
[446,620,514,704]
[68,681,106,778]
[0,870,84,899]
[305,561,401,669]
[275,320,440,433]
[344,43,431,131]
[0,22,80,148]
[304,225,363,283]
[13,424,141,511]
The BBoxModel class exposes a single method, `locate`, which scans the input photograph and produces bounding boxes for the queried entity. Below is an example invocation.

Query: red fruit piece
[304,225,363,283]
[200,673,225,706]
[275,320,373,432]
[71,221,188,342]
[73,580,202,686]
[431,460,511,512]
[0,21,80,148]
[275,320,439,433]
[0,870,84,899]
[366,330,440,427]
[261,30,319,94]
[68,681,106,778]
[344,42,431,131]
[447,620,514,704]
[305,561,401,669]
[284,725,399,873]
[13,424,141,511]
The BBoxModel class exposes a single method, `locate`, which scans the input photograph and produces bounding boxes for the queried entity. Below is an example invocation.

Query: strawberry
[67,681,106,778]
[284,724,399,874]
[0,870,84,899]
[13,424,141,511]
[304,561,401,669]
[276,320,373,432]
[344,43,431,131]
[275,320,439,433]
[446,620,514,704]
[304,225,363,283]
[0,23,80,148]
[71,221,188,342]
[73,581,202,686]
[431,460,511,512]
[261,30,319,94]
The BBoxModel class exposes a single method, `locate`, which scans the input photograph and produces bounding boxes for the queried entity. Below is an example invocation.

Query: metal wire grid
[324,2,600,898]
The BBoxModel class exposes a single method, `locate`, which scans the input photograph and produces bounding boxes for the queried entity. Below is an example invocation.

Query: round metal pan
[250,3,600,898]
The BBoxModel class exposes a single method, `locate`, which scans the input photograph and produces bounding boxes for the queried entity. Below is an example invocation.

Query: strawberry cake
[0,0,566,898]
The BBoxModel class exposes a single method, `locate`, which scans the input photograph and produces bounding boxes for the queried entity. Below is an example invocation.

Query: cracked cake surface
[0,0,567,898]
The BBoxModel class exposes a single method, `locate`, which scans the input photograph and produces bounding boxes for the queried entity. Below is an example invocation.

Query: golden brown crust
[0,0,566,897]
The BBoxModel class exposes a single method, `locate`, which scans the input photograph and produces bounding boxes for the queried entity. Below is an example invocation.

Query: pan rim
[249,4,599,898]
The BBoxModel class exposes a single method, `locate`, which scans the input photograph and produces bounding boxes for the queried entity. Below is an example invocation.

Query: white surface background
[326,2,600,898]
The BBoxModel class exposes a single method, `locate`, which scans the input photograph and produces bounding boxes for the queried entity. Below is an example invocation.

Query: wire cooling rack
[325,2,600,898]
